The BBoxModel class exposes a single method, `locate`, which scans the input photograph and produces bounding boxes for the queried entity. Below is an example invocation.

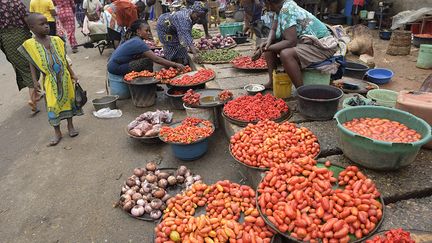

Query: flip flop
[30,108,40,116]
[47,136,62,147]
[69,130,79,137]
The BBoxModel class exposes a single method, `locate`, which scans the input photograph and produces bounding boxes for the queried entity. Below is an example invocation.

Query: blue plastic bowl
[170,139,209,161]
[366,68,394,84]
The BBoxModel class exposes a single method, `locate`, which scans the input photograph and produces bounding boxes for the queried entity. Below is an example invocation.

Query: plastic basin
[92,95,119,111]
[344,62,369,79]
[297,85,343,120]
[366,68,394,85]
[379,30,392,40]
[170,139,209,161]
[219,22,243,37]
[165,87,186,110]
[335,106,432,170]
[366,89,398,107]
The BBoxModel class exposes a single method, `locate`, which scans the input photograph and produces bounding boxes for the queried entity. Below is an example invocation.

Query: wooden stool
[208,0,220,28]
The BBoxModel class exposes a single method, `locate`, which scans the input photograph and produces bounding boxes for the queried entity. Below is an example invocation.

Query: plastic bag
[93,108,122,118]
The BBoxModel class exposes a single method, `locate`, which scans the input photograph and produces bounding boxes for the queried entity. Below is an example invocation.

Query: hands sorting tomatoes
[182,89,201,105]
[224,93,289,122]
[230,120,320,169]
[154,181,274,243]
[218,90,233,101]
[124,70,154,82]
[366,228,415,243]
[159,117,213,144]
[343,118,421,143]
[231,56,268,69]
[169,69,215,86]
[155,66,192,82]
[258,158,383,243]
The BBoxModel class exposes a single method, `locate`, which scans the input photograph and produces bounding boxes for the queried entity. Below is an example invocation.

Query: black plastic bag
[75,82,87,108]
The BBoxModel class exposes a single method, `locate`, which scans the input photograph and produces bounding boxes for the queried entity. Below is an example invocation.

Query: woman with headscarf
[156,1,208,64]
[0,0,41,113]
[53,0,79,53]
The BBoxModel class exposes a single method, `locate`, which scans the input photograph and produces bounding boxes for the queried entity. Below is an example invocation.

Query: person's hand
[175,63,185,70]
[71,74,79,84]
[251,49,262,61]
[256,42,266,52]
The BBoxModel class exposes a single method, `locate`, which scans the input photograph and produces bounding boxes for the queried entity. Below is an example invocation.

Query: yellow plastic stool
[272,70,292,99]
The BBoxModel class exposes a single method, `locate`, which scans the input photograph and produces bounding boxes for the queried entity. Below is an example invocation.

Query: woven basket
[387,30,411,56]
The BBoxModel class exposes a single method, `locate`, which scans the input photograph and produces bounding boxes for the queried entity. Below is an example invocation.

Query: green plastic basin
[335,106,432,170]
[366,89,398,107]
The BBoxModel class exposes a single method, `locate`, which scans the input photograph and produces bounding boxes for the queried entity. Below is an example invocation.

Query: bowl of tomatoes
[159,117,215,161]
[335,106,432,170]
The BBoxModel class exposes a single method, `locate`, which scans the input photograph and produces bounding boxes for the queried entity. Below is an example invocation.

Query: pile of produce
[195,49,240,63]
[169,69,215,86]
[124,70,154,82]
[195,34,236,50]
[218,90,233,101]
[192,28,204,39]
[224,93,289,122]
[182,89,200,105]
[155,66,192,82]
[159,117,213,144]
[230,120,320,168]
[366,229,415,243]
[154,49,164,57]
[257,157,383,242]
[144,40,158,49]
[127,110,173,137]
[343,118,422,143]
[345,95,376,107]
[117,162,202,219]
[231,56,267,69]
[154,180,274,242]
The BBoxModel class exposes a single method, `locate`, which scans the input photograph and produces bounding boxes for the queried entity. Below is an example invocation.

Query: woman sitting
[156,1,208,65]
[107,19,184,77]
[255,0,337,88]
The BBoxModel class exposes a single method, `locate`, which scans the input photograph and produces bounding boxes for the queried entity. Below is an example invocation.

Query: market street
[1,27,432,242]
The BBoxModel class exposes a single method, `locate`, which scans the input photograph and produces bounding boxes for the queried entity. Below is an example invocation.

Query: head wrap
[191,1,208,15]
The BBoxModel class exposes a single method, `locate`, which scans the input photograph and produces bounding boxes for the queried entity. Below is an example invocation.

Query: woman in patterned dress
[0,0,41,113]
[156,1,208,64]
[54,0,79,52]
[19,13,82,146]
[255,0,336,88]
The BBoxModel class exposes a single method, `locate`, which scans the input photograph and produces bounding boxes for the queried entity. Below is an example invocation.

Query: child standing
[19,13,83,146]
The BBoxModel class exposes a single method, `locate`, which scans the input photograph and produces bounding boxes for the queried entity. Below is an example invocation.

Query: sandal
[47,136,62,147]
[69,130,79,137]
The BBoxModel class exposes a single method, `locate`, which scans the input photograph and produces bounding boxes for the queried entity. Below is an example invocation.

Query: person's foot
[28,100,38,112]
[68,127,79,137]
[48,135,62,146]
[31,108,40,116]
[72,47,78,53]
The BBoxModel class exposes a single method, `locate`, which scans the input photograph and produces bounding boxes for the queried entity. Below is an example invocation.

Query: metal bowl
[244,84,265,95]
[92,95,119,111]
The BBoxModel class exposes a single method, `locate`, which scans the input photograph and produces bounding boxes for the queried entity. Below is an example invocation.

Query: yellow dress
[19,36,82,126]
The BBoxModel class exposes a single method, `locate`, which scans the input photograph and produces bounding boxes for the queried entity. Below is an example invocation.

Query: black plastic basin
[297,85,343,121]
[344,61,369,79]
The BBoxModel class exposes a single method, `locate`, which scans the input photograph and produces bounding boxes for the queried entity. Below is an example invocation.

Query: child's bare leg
[28,88,40,113]
[48,126,62,146]
[67,118,79,137]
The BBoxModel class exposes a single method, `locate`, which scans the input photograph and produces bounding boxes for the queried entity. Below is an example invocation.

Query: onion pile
[118,163,202,219]
[195,34,236,50]
[154,49,164,57]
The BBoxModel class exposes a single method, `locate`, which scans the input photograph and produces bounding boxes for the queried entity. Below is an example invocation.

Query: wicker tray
[222,108,293,127]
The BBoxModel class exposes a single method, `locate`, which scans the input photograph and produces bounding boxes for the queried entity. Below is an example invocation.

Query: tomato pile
[230,120,320,169]
[343,118,422,143]
[159,117,213,144]
[257,157,383,243]
[182,89,201,105]
[154,181,274,243]
[366,228,415,243]
[218,90,233,101]
[224,93,289,122]
[124,70,154,82]
[231,56,267,69]
[170,69,215,86]
[156,66,192,82]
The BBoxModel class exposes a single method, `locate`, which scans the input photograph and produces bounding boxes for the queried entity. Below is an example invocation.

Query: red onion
[131,205,144,217]
[133,168,145,177]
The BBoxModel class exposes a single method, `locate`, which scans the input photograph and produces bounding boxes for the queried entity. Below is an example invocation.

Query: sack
[75,82,87,108]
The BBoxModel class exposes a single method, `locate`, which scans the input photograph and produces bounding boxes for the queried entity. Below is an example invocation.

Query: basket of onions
[116,162,202,221]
